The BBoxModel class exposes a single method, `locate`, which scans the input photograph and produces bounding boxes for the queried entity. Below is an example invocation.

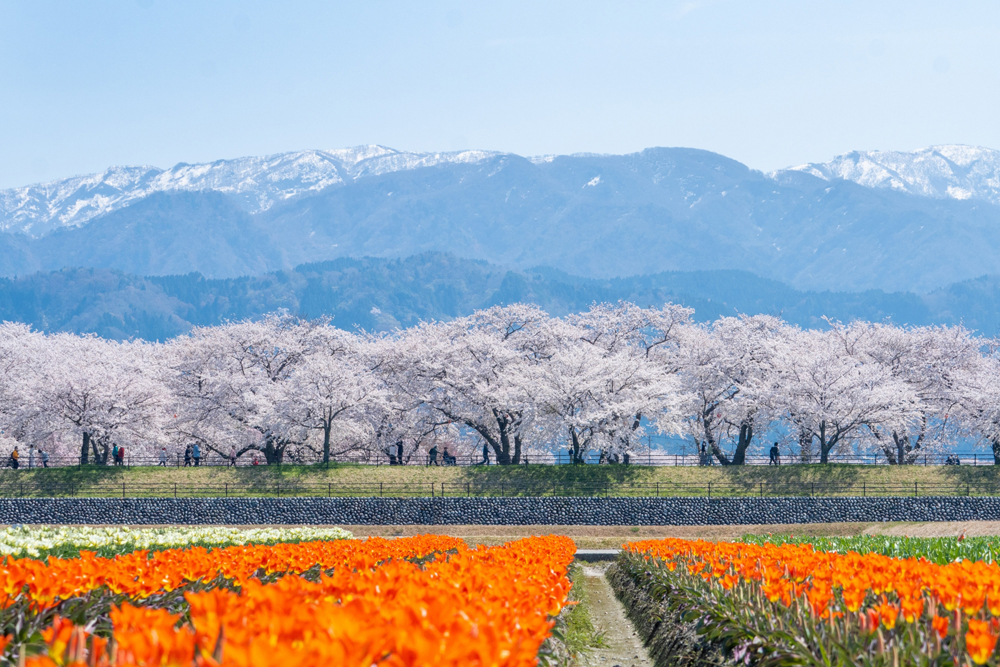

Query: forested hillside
[0,253,994,340]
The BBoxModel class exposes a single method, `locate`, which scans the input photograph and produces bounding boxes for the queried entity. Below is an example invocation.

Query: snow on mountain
[0,146,501,236]
[782,145,1000,205]
[11,142,1000,239]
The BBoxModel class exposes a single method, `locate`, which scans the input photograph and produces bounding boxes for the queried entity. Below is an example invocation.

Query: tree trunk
[703,413,731,465]
[893,422,924,465]
[729,420,754,465]
[799,428,814,463]
[490,409,519,465]
[322,420,332,464]
[818,421,839,464]
[569,428,584,464]
[80,431,91,465]
[91,436,110,465]
[496,429,513,465]
[871,430,898,464]
[262,435,286,465]
[897,435,906,465]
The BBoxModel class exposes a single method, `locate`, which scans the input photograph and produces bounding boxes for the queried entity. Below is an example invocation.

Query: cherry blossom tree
[388,304,555,465]
[166,314,322,464]
[955,350,1000,463]
[287,330,384,464]
[21,334,169,464]
[677,315,787,465]
[0,323,48,451]
[772,327,918,464]
[531,307,688,463]
[838,322,983,464]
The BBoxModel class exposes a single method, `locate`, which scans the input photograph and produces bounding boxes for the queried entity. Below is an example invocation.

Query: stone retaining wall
[0,496,996,525]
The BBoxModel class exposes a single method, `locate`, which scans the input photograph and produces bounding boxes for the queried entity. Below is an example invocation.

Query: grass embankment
[0,462,998,498]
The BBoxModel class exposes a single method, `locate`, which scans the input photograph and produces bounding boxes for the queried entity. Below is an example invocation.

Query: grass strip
[541,563,608,666]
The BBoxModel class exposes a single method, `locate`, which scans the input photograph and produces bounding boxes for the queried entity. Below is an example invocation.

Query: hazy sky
[1,1,999,188]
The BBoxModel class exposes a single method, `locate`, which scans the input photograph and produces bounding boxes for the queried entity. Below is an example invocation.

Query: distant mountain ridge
[0,146,501,236]
[784,145,1000,205]
[5,145,1000,292]
[2,253,999,342]
[9,143,1000,237]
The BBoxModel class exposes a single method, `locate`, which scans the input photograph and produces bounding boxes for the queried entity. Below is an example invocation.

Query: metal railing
[0,479,995,499]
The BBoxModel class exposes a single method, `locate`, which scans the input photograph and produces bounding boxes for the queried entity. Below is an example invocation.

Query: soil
[578,563,653,667]
[860,521,1000,537]
[343,521,994,547]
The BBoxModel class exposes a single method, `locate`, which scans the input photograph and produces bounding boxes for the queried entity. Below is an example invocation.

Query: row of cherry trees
[0,302,998,466]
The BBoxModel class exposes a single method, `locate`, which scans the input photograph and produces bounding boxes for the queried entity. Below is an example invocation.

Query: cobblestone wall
[0,496,992,525]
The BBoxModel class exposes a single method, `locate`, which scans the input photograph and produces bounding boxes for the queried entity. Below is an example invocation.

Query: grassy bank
[0,462,997,498]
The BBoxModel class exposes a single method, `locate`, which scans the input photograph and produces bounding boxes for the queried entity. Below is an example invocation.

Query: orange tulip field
[0,535,575,666]
[620,537,1000,666]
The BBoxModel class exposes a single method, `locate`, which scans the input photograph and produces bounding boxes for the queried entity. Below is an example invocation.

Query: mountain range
[5,144,1000,339]
[3,145,1000,294]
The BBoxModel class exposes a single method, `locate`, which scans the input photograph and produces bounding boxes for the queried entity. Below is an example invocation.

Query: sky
[1,1,999,188]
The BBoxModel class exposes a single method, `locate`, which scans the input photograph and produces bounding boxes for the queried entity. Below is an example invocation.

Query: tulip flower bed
[0,534,575,666]
[613,537,1000,666]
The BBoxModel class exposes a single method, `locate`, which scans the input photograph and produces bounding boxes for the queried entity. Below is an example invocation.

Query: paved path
[579,564,654,667]
[575,549,620,561]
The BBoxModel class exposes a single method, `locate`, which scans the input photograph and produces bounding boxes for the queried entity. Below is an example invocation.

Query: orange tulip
[932,615,949,639]
[966,619,1000,665]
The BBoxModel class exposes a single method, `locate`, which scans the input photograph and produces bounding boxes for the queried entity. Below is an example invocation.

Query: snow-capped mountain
[0,146,500,236]
[783,145,1000,205]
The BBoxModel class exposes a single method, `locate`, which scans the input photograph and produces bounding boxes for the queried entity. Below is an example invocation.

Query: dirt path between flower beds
[342,520,1000,547]
[578,563,653,667]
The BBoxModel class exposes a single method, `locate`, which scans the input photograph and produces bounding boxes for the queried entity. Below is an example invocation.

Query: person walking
[183,444,192,467]
[228,447,237,467]
[40,449,49,468]
[481,442,490,466]
[117,445,126,467]
[192,443,201,467]
[10,447,18,470]
[158,447,167,466]
[769,442,780,466]
[112,444,119,466]
[428,445,439,466]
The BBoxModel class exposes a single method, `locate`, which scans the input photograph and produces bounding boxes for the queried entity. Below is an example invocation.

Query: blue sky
[1,1,999,188]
